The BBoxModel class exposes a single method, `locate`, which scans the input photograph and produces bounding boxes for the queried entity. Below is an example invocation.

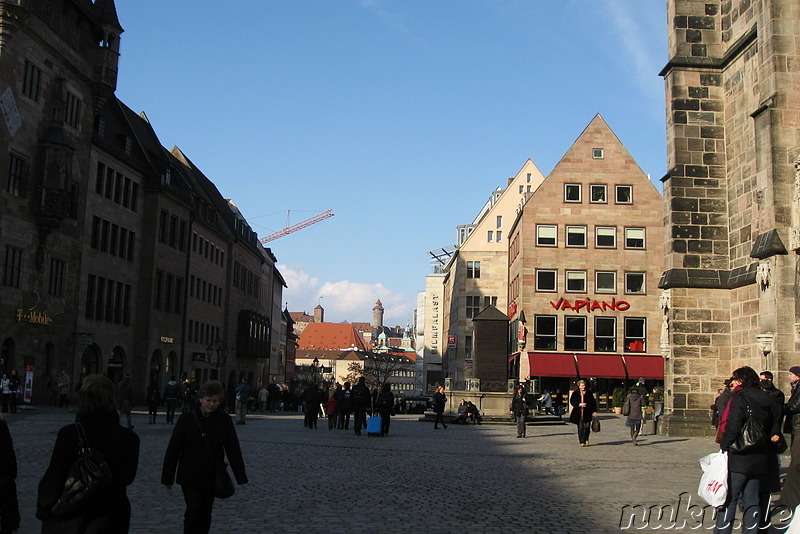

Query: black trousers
[353,407,367,433]
[181,485,215,534]
[577,418,591,444]
[434,412,446,428]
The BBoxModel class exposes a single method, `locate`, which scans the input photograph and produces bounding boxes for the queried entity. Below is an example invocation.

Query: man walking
[163,376,180,424]
[234,378,253,425]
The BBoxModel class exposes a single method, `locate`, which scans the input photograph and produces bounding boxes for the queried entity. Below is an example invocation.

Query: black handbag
[591,416,601,432]
[192,413,235,499]
[49,423,112,519]
[730,398,767,453]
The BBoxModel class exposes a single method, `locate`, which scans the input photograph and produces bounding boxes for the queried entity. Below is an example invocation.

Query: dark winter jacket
[376,390,395,417]
[510,392,531,417]
[569,389,597,424]
[164,380,180,401]
[784,381,800,435]
[161,406,247,489]
[0,419,19,533]
[625,390,645,421]
[719,386,781,476]
[351,383,371,409]
[433,392,447,414]
[37,413,139,532]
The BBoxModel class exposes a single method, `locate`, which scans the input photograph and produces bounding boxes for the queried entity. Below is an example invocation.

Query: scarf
[715,385,742,443]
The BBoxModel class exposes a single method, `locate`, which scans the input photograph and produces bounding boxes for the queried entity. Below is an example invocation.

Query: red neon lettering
[590,301,602,312]
[616,300,630,311]
[560,299,574,311]
[550,298,564,310]
[573,300,588,312]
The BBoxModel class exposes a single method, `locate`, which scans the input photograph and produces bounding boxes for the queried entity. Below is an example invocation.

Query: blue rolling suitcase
[366,416,382,436]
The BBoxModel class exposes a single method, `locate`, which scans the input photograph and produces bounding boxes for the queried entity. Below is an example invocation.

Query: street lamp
[311,358,319,383]
[205,339,228,380]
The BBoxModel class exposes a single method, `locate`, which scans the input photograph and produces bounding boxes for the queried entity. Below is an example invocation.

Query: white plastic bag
[697,451,728,507]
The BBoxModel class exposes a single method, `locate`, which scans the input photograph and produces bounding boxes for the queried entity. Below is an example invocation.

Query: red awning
[574,354,626,379]
[528,353,578,377]
[623,355,665,380]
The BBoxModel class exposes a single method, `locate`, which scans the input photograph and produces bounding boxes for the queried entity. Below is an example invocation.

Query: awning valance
[622,355,664,380]
[528,352,578,378]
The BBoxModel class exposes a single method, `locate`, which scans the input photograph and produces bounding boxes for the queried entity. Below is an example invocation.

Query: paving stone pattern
[5,407,782,533]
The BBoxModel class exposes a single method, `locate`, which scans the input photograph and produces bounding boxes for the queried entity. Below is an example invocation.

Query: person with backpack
[351,377,371,436]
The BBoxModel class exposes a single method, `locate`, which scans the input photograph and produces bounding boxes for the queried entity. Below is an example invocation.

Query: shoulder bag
[622,398,631,417]
[729,397,767,454]
[192,412,235,499]
[49,423,112,519]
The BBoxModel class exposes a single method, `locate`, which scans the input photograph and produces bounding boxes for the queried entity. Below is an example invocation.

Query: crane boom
[259,210,334,244]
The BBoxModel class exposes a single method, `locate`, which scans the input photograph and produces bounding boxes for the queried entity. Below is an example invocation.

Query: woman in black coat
[569,380,597,447]
[715,366,781,534]
[510,385,531,438]
[37,374,140,533]
[432,386,447,430]
[162,380,247,534]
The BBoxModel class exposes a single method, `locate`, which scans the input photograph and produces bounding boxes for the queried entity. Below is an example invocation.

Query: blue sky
[114,1,668,327]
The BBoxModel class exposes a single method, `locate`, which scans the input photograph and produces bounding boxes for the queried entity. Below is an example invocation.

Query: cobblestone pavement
[4,406,786,533]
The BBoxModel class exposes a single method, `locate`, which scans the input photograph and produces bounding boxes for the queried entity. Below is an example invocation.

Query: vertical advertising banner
[24,365,34,404]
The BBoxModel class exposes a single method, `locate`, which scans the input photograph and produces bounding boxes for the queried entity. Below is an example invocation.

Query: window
[496,216,503,228]
[526,173,532,183]
[595,226,616,248]
[464,335,473,359]
[625,228,645,249]
[496,231,502,243]
[465,296,480,318]
[467,261,480,279]
[536,269,557,292]
[22,60,41,102]
[3,246,22,287]
[595,271,616,293]
[593,148,604,159]
[565,271,586,292]
[616,185,632,204]
[487,231,493,243]
[154,270,164,310]
[595,317,616,352]
[483,296,498,308]
[536,225,557,246]
[7,153,27,197]
[565,316,587,351]
[624,318,646,352]
[159,211,168,243]
[564,184,581,202]
[534,315,556,350]
[518,185,523,193]
[625,272,646,294]
[590,184,606,203]
[566,226,587,247]
[64,91,81,129]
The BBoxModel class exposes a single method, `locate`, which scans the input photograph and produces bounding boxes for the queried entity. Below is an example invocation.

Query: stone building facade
[659,0,800,435]
[507,115,665,397]
[0,0,287,404]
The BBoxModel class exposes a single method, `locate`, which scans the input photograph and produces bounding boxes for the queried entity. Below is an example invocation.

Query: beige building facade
[659,0,800,435]
[440,160,546,387]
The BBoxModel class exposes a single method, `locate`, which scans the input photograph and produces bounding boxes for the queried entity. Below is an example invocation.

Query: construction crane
[259,209,334,244]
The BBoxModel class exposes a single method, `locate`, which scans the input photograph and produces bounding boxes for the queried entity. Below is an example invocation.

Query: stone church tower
[659,0,800,435]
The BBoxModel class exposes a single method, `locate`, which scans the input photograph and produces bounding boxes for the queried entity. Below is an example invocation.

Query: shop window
[534,315,557,350]
[624,317,646,352]
[566,226,587,247]
[536,269,557,292]
[536,225,557,246]
[566,271,586,292]
[595,271,616,293]
[594,317,616,352]
[565,316,587,351]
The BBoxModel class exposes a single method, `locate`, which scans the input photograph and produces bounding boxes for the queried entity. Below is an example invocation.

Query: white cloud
[278,264,414,327]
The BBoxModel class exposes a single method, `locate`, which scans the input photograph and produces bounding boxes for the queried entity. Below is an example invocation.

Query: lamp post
[311,358,319,383]
[205,339,228,380]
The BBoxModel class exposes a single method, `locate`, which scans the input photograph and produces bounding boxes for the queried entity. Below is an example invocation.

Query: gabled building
[507,115,665,398]
[439,159,546,386]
